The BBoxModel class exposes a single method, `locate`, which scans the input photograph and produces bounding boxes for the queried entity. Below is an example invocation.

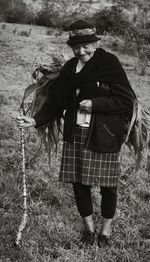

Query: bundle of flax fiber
[20,54,67,161]
[124,99,150,173]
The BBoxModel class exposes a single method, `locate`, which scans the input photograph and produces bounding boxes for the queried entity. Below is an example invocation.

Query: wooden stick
[15,128,27,246]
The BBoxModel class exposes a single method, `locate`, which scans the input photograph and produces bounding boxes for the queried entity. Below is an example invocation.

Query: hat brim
[67,35,101,46]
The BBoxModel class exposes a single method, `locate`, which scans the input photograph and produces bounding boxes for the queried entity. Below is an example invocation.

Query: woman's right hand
[16,116,36,128]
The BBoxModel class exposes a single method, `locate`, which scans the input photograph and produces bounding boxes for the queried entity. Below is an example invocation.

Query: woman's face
[71,42,97,63]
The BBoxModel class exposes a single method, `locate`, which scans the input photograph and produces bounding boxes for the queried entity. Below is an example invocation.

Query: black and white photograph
[0,0,150,261]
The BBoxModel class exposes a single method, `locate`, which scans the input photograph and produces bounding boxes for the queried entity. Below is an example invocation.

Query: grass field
[0,22,150,262]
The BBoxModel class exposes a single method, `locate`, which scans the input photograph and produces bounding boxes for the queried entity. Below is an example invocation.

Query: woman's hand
[16,116,36,128]
[79,100,92,113]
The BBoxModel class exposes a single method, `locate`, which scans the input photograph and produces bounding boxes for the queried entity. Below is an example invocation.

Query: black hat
[67,20,100,46]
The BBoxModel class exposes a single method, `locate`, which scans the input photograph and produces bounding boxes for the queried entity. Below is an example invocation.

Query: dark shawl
[34,48,135,127]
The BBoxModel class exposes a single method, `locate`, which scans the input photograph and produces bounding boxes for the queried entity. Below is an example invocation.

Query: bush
[35,0,89,29]
[0,0,9,20]
[93,6,131,36]
[0,0,35,24]
[5,7,35,24]
[92,5,149,75]
[0,0,88,27]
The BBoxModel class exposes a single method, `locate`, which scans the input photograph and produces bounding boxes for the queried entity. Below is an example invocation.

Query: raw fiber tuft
[20,53,67,163]
[124,99,150,173]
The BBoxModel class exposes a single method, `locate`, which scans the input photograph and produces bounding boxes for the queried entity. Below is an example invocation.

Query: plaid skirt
[59,125,120,187]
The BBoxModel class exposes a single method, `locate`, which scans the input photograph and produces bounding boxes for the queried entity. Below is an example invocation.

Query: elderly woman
[17,20,135,247]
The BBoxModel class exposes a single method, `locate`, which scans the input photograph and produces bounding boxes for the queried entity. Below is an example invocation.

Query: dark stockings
[72,183,117,219]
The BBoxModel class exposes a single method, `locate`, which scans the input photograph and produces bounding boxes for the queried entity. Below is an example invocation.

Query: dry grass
[0,22,150,262]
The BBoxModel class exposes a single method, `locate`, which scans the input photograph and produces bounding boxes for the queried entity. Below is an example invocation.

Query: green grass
[0,22,150,262]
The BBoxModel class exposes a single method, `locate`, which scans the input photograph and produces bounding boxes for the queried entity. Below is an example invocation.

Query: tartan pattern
[59,125,120,187]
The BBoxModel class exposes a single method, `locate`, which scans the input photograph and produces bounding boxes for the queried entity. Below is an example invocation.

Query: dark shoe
[80,231,95,246]
[98,234,111,248]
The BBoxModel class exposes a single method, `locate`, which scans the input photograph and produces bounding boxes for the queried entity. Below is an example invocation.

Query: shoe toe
[98,234,111,247]
[80,231,95,246]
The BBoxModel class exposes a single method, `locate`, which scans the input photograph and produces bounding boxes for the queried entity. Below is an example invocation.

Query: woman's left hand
[79,100,92,113]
